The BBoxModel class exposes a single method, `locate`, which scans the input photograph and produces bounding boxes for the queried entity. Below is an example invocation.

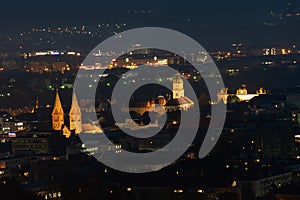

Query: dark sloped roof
[165,97,193,107]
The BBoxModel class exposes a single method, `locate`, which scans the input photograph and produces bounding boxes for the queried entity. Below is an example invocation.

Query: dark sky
[1,0,300,47]
[0,0,276,26]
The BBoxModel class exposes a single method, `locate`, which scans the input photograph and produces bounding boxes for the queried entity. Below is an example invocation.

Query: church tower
[172,74,185,99]
[69,91,82,134]
[52,89,64,131]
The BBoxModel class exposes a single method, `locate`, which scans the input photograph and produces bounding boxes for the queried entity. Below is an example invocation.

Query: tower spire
[52,89,64,131]
[69,90,82,134]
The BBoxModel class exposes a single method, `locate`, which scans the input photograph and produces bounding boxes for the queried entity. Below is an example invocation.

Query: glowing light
[67,52,76,55]
[174,189,183,193]
[232,180,237,187]
[24,172,29,177]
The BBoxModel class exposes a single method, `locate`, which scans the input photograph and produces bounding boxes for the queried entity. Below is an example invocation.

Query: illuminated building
[0,113,14,134]
[217,85,266,104]
[62,125,71,139]
[263,47,277,56]
[51,90,64,131]
[172,74,184,99]
[51,90,106,136]
[125,74,194,114]
[164,74,194,112]
[51,90,82,138]
[69,91,82,134]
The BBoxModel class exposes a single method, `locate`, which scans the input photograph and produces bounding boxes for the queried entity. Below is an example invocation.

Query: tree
[228,95,240,104]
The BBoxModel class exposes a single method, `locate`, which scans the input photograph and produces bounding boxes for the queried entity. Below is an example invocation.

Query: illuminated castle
[52,89,82,138]
[217,84,266,104]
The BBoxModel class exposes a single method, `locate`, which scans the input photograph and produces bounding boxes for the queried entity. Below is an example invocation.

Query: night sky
[0,0,300,47]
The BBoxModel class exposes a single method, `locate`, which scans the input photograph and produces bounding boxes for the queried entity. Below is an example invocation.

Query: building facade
[51,90,82,138]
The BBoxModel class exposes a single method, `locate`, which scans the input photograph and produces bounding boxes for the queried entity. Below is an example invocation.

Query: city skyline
[1,1,300,200]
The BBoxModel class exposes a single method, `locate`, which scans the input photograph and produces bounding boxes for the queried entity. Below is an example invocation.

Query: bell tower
[52,89,64,131]
[69,91,82,134]
[172,74,184,99]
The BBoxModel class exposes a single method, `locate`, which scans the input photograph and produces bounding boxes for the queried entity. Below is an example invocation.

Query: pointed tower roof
[52,89,64,115]
[69,90,81,116]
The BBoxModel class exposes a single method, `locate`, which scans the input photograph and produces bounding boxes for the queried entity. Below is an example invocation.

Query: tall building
[51,89,82,138]
[165,74,194,112]
[51,90,64,131]
[69,91,82,134]
[172,74,185,99]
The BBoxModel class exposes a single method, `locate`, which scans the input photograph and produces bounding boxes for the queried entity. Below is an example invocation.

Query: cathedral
[52,89,82,138]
